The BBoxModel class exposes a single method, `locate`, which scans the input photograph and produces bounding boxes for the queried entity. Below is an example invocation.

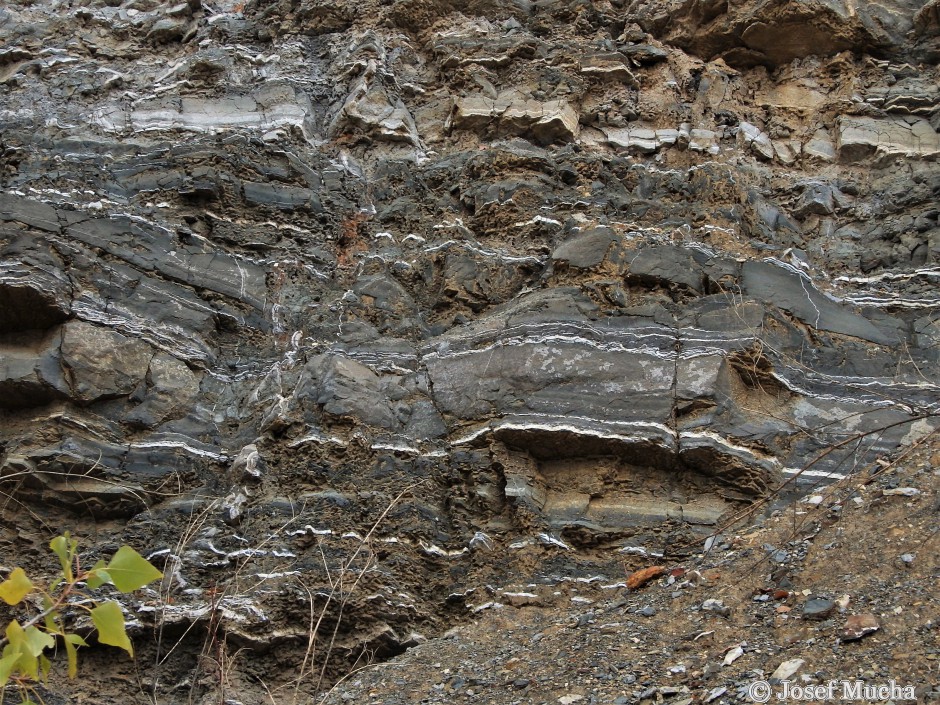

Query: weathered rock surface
[0,0,938,700]
[452,91,580,143]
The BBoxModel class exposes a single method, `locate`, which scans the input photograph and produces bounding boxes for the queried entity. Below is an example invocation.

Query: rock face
[0,0,938,700]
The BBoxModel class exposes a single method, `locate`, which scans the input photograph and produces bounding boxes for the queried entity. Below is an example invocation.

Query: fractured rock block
[61,320,153,404]
[0,330,69,408]
[678,124,720,154]
[738,121,774,160]
[299,353,411,431]
[552,227,617,268]
[772,139,801,164]
[741,260,900,345]
[837,116,940,162]
[803,128,837,162]
[604,127,679,154]
[579,53,637,84]
[452,91,579,143]
[125,353,201,427]
[331,74,421,146]
[0,274,70,333]
[93,89,309,136]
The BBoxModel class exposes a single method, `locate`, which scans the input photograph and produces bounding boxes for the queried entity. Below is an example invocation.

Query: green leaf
[86,559,110,590]
[62,634,87,679]
[90,602,133,657]
[50,534,76,582]
[22,626,54,657]
[63,637,78,679]
[6,620,25,651]
[64,633,88,648]
[5,621,38,679]
[0,568,33,606]
[39,653,51,681]
[104,546,162,593]
[0,649,19,687]
[43,608,59,634]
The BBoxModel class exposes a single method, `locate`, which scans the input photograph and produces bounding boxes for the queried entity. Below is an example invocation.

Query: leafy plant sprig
[0,533,162,704]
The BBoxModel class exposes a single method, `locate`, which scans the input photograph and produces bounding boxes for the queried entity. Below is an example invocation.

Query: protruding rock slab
[742,260,901,345]
[92,87,310,136]
[452,91,579,143]
[837,116,940,162]
[0,331,69,408]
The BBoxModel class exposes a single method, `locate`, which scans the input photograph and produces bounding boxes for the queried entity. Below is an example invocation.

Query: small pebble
[803,597,836,620]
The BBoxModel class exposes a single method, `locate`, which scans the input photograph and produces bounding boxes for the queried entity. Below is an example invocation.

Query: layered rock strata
[0,0,938,697]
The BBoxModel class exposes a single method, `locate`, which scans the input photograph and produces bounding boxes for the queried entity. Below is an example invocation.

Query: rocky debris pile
[322,435,940,704]
[0,0,938,700]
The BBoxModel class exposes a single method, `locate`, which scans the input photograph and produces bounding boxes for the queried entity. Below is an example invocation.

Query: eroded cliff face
[0,0,938,699]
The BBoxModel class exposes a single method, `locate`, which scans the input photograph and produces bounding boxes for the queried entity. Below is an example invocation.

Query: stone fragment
[684,125,720,154]
[243,182,316,210]
[147,18,187,44]
[756,84,827,110]
[701,599,731,616]
[604,127,680,154]
[772,139,801,164]
[125,353,200,427]
[302,354,403,430]
[742,260,900,345]
[451,94,499,130]
[331,75,420,145]
[502,97,580,143]
[794,182,835,218]
[770,658,804,681]
[705,687,727,703]
[222,489,248,525]
[802,597,836,620]
[93,90,308,135]
[883,487,921,496]
[230,444,265,482]
[552,227,616,268]
[619,43,668,64]
[468,531,492,551]
[841,613,880,641]
[722,645,744,666]
[628,246,706,293]
[502,592,543,607]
